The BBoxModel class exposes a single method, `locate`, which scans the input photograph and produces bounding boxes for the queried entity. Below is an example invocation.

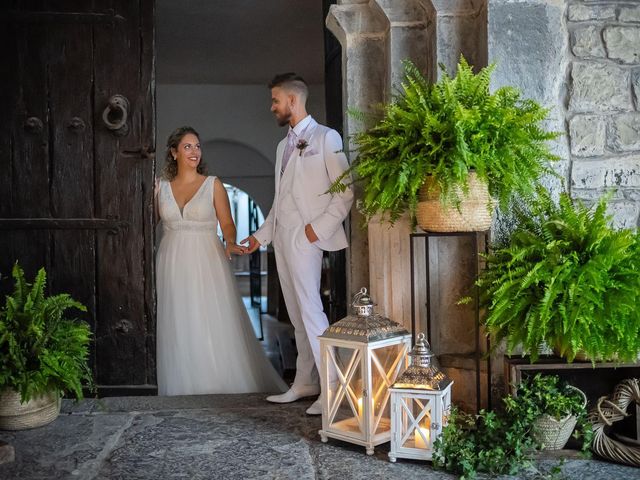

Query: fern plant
[329,56,559,223]
[0,263,93,402]
[479,189,640,363]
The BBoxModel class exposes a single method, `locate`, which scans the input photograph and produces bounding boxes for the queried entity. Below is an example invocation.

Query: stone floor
[1,394,640,480]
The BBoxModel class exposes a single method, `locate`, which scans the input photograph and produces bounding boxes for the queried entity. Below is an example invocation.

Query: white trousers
[274,224,328,388]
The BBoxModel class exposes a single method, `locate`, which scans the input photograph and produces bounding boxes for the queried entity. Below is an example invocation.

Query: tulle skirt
[156,229,287,395]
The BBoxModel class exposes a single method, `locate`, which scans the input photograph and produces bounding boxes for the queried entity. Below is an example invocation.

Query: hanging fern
[0,263,94,402]
[329,56,560,224]
[479,189,640,363]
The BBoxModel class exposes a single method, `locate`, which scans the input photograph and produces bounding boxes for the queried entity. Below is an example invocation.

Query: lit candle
[415,427,430,449]
[357,397,363,416]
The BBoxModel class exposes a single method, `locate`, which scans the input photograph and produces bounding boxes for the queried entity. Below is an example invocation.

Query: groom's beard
[275,109,292,127]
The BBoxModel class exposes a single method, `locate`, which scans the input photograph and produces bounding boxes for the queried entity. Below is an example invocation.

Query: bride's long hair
[161,126,207,180]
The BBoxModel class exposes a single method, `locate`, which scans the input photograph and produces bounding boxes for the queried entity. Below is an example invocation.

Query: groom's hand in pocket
[240,235,261,254]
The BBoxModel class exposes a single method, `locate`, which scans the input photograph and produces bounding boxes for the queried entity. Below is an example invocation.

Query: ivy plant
[478,189,640,363]
[433,373,592,479]
[0,263,94,402]
[506,373,593,456]
[329,56,559,223]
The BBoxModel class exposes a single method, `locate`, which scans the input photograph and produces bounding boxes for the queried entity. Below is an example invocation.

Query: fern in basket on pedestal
[329,56,560,225]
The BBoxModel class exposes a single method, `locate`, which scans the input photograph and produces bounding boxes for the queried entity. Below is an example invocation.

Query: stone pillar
[489,0,569,198]
[365,0,435,327]
[328,2,492,412]
[488,0,568,403]
[327,1,390,297]
[432,0,488,75]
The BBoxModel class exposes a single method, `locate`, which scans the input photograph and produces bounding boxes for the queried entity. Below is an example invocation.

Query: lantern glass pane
[326,345,363,434]
[370,343,407,436]
[398,396,432,449]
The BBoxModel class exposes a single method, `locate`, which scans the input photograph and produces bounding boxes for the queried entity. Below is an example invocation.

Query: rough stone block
[569,114,606,157]
[620,6,640,23]
[571,25,605,58]
[572,157,640,189]
[607,201,639,230]
[572,188,624,202]
[567,4,616,22]
[609,113,640,153]
[604,26,640,64]
[633,68,640,102]
[0,441,15,464]
[626,190,640,202]
[570,62,631,113]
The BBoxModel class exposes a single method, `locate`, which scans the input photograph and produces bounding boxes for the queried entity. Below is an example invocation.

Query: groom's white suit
[254,114,353,395]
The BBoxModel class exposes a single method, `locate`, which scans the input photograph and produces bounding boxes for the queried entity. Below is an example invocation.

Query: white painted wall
[156,84,326,214]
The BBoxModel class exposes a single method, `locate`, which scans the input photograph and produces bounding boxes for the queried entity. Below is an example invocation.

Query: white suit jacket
[254,117,354,251]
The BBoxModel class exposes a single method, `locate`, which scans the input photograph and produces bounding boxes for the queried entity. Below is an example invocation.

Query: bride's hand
[225,241,247,259]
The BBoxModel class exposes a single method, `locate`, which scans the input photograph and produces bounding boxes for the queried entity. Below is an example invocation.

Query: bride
[155,126,287,396]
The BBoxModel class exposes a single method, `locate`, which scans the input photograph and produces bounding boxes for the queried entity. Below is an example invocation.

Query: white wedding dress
[156,176,287,395]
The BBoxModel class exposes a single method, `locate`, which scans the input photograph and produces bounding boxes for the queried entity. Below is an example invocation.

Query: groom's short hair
[269,73,308,101]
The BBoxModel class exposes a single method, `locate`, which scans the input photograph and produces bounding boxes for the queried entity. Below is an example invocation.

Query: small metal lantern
[388,333,453,462]
[319,288,412,455]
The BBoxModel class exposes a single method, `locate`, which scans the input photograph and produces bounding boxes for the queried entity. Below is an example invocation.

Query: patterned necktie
[281,129,296,175]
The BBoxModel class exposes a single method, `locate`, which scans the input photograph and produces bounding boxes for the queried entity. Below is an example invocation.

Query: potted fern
[0,263,93,430]
[330,56,559,231]
[479,189,640,363]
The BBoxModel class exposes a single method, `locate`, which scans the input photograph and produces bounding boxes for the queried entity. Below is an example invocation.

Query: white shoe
[266,385,320,404]
[305,398,322,415]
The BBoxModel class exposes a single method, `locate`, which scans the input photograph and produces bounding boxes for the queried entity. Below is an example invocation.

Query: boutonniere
[296,139,309,154]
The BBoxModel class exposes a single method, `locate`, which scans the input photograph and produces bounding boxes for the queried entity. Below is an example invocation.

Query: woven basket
[0,388,60,430]
[415,172,492,232]
[532,386,587,450]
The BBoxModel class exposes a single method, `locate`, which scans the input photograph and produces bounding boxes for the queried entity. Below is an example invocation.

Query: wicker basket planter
[416,172,492,232]
[0,389,60,430]
[532,386,586,450]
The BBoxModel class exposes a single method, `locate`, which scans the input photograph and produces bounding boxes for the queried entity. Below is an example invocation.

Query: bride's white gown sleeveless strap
[156,175,287,395]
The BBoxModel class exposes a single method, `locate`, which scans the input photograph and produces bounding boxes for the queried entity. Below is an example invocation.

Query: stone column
[487,0,570,399]
[432,0,488,76]
[327,1,390,298]
[364,1,435,327]
[489,0,569,198]
[424,0,490,412]
[328,1,492,411]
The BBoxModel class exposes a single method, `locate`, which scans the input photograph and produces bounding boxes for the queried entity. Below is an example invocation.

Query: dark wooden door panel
[1,0,156,391]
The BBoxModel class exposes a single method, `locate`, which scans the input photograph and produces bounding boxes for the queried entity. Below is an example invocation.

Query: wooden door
[0,0,156,394]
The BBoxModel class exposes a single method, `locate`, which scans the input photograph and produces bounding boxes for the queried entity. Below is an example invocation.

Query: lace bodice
[158,176,217,232]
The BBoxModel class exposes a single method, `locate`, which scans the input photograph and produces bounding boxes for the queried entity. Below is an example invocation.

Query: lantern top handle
[352,287,376,317]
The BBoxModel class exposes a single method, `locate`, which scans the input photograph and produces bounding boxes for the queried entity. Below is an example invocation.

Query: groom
[242,73,353,415]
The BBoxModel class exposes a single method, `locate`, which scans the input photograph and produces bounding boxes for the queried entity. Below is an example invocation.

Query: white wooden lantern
[318,288,412,455]
[388,333,453,462]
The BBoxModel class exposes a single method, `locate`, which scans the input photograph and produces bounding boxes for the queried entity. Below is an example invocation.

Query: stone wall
[488,0,640,396]
[491,0,640,228]
[567,1,640,229]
